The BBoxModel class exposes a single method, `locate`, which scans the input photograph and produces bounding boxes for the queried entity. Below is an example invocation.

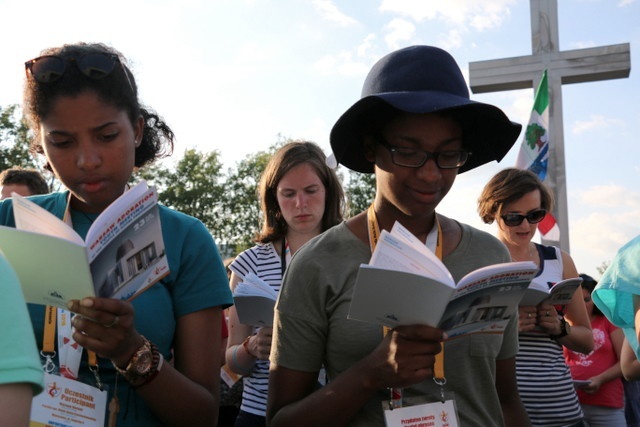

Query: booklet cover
[233,272,277,326]
[348,221,539,338]
[519,277,583,307]
[0,181,169,308]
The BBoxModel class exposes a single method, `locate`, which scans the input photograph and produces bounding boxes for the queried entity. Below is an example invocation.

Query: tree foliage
[344,169,376,216]
[221,145,278,254]
[0,104,38,171]
[137,148,226,240]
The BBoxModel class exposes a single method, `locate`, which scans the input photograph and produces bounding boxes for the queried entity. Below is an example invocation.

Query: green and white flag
[515,70,559,241]
[516,70,549,178]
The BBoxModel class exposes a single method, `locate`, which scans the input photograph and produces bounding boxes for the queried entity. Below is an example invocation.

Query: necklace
[511,243,536,262]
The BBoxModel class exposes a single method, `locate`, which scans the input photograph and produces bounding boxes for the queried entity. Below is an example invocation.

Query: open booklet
[347,221,539,338]
[0,180,169,309]
[519,277,583,307]
[232,273,278,326]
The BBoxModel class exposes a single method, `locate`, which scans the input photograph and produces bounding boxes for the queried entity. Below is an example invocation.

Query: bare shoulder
[559,249,579,278]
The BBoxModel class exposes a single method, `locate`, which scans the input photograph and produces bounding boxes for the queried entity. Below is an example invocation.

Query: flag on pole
[515,70,560,241]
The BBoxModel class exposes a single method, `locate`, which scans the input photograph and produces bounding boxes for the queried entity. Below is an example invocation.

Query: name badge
[30,372,107,426]
[383,399,459,427]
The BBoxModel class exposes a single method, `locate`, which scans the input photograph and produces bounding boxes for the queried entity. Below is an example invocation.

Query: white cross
[469,0,630,252]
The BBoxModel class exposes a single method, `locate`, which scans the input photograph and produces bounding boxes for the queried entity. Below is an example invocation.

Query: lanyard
[280,238,291,278]
[366,205,446,403]
[40,195,101,386]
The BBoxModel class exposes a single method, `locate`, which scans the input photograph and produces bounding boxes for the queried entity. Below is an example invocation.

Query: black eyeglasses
[25,53,132,89]
[378,139,470,169]
[501,209,547,227]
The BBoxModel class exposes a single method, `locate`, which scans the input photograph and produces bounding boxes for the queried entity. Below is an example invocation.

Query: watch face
[135,350,153,375]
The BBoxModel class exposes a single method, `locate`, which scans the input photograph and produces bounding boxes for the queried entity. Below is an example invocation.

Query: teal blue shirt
[0,252,43,394]
[0,191,233,426]
[592,234,640,358]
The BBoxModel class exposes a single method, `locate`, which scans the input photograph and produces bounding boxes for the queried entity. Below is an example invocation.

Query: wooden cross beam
[469,0,630,253]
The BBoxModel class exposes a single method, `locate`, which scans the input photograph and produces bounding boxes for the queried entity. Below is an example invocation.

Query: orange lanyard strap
[64,198,99,370]
[43,305,56,353]
[88,350,98,367]
[366,205,446,384]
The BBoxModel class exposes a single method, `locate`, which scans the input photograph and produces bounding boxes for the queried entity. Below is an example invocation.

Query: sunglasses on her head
[501,209,546,227]
[25,53,132,88]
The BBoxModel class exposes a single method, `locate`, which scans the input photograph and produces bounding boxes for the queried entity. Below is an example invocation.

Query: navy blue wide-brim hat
[330,45,522,173]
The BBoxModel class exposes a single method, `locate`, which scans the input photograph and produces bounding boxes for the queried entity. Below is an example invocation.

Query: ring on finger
[105,315,120,328]
[546,311,550,317]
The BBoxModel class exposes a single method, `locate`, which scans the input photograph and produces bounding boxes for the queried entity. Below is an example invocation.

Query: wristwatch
[550,317,571,340]
[113,336,161,387]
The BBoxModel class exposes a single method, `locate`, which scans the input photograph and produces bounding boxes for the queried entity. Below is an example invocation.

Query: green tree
[344,169,376,216]
[137,148,226,244]
[221,143,281,254]
[0,104,38,170]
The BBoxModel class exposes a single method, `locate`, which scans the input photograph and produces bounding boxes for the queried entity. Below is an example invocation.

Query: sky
[1,0,638,278]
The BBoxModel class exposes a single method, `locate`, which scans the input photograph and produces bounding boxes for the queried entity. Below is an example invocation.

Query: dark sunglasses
[501,209,547,227]
[25,53,127,84]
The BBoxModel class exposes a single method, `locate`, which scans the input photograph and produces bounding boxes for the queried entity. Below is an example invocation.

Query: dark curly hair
[23,42,173,170]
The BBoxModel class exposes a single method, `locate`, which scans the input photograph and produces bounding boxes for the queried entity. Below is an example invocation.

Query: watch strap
[549,317,569,340]
[132,352,164,389]
[112,336,162,387]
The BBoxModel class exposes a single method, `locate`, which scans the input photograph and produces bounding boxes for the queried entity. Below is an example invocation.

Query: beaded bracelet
[133,353,164,389]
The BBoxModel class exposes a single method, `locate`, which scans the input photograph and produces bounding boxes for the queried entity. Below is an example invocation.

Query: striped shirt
[229,243,282,417]
[516,244,583,426]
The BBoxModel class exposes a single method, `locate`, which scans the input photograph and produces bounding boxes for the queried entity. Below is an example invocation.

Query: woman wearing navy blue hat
[267,45,530,426]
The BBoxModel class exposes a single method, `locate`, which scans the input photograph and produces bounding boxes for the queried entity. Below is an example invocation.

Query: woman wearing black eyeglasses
[0,42,233,426]
[478,167,593,427]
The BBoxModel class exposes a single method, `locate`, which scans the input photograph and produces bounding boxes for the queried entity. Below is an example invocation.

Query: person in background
[564,274,625,426]
[0,251,44,426]
[478,167,593,427]
[0,42,233,426]
[0,166,49,199]
[591,235,640,426]
[225,140,345,426]
[267,45,530,427]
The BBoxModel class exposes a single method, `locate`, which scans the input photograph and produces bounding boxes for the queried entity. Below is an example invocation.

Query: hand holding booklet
[0,180,169,309]
[348,221,539,337]
[233,273,277,326]
[519,277,583,307]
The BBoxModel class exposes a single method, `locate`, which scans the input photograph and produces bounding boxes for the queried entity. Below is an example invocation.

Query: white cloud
[379,0,516,30]
[572,114,624,134]
[312,0,358,27]
[356,34,377,58]
[568,184,640,275]
[313,55,337,75]
[571,210,640,269]
[384,18,416,49]
[579,184,640,208]
[438,28,464,50]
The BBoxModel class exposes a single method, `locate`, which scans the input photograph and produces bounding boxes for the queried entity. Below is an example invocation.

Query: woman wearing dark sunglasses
[478,167,593,427]
[0,42,233,426]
